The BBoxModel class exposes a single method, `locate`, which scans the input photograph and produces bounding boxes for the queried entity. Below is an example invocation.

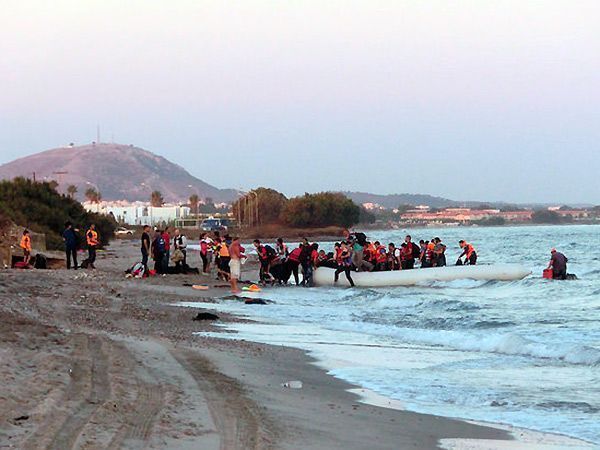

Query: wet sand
[0,240,589,449]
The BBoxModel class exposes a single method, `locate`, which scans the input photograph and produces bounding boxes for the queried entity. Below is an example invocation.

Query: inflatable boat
[313,264,532,288]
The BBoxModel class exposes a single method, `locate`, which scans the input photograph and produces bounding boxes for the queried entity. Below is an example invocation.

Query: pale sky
[1,0,599,203]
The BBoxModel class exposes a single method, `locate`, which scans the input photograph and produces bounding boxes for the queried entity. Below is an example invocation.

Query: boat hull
[313,264,532,287]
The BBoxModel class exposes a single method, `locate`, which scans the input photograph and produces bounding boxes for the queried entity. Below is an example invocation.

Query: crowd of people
[15,223,570,287]
[141,228,480,290]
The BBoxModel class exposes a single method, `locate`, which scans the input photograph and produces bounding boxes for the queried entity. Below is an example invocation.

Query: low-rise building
[83,201,191,226]
[400,208,532,224]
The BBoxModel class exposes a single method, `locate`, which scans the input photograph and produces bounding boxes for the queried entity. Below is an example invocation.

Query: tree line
[232,188,364,228]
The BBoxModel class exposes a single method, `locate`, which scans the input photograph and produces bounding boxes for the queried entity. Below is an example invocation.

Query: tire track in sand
[171,348,275,450]
[107,380,165,449]
[46,335,111,450]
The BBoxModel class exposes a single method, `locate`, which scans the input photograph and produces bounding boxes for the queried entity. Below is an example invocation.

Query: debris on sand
[192,312,219,321]
[244,299,269,305]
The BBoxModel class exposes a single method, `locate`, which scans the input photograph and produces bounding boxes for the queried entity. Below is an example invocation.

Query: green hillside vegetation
[0,177,117,250]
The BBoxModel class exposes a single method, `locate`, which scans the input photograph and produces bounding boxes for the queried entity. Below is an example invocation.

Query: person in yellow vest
[86,224,99,269]
[217,235,231,281]
[20,229,32,265]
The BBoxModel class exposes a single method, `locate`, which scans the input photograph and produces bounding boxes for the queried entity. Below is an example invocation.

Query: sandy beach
[0,240,592,449]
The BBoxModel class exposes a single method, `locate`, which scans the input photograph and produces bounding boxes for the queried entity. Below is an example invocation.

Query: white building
[83,201,191,226]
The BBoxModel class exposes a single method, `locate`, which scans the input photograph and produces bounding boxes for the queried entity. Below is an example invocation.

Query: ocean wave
[325,321,600,366]
[387,316,515,330]
[536,401,599,414]
[415,331,600,366]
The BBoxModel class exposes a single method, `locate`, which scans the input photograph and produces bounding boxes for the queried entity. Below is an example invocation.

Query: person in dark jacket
[62,221,79,270]
[547,248,568,280]
[299,238,313,286]
[141,225,151,271]
[151,229,166,274]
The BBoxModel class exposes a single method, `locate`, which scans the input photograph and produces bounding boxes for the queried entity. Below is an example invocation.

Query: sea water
[182,224,600,443]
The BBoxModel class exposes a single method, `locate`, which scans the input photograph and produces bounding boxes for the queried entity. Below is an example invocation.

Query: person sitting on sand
[20,229,32,266]
[172,228,188,272]
[229,237,242,293]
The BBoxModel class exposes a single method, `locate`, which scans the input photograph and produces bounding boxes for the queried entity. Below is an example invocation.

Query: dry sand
[0,240,592,449]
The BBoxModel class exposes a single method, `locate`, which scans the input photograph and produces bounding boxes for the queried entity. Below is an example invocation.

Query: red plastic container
[542,268,554,279]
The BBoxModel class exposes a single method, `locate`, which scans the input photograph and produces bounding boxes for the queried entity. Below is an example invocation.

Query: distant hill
[343,191,458,209]
[0,143,240,203]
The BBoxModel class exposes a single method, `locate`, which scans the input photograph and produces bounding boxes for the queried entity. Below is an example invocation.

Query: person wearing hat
[547,248,568,280]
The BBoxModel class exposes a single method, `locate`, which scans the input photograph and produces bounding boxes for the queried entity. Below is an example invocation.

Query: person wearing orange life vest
[373,241,388,271]
[458,240,477,265]
[86,224,99,269]
[217,235,231,281]
[20,229,32,265]
[366,242,378,268]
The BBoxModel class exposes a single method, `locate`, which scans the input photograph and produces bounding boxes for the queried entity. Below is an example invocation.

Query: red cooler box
[542,268,553,279]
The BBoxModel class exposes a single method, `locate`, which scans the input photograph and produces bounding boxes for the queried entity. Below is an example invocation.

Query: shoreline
[0,240,594,449]
[189,312,596,450]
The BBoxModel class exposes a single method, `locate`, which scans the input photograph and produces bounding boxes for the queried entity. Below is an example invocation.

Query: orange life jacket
[375,245,387,263]
[87,229,99,246]
[464,243,476,258]
[219,242,230,257]
[20,235,31,251]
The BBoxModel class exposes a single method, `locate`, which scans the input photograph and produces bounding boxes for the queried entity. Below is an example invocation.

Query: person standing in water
[547,248,568,280]
[334,241,355,287]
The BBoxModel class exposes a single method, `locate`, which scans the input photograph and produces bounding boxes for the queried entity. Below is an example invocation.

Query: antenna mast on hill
[97,124,101,144]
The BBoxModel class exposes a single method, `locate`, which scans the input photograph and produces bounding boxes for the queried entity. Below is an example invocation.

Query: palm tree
[151,190,164,207]
[85,187,100,203]
[67,184,78,199]
[189,194,199,215]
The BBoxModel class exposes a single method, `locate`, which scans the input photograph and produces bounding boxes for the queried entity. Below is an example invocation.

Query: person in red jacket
[400,235,419,269]
[287,244,303,285]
